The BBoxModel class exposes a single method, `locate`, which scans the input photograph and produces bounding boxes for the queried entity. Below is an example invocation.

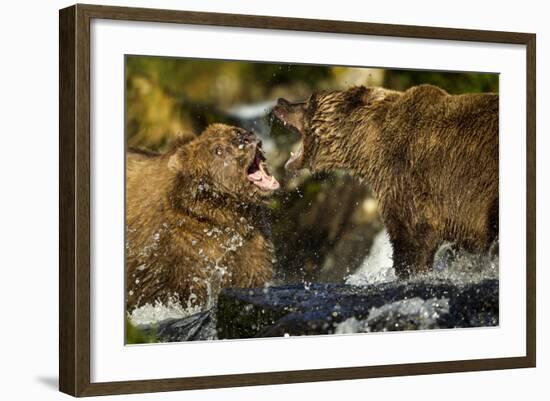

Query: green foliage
[384,70,499,94]
[240,63,332,88]
[126,56,332,97]
[125,318,158,344]
[126,56,225,95]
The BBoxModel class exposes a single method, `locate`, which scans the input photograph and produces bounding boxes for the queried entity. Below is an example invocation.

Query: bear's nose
[241,131,258,146]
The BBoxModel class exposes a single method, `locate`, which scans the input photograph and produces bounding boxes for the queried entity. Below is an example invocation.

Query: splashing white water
[346,228,499,287]
[128,297,202,326]
[129,224,249,326]
[346,229,395,286]
[335,297,450,334]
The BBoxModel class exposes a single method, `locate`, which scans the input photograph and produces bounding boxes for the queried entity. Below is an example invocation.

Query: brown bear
[125,124,280,311]
[272,84,498,278]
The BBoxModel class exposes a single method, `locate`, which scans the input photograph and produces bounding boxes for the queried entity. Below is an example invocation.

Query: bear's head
[272,86,399,173]
[168,124,279,208]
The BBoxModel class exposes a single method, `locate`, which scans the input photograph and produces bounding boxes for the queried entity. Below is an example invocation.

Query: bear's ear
[167,133,198,172]
[172,132,196,147]
[167,153,181,172]
[167,147,191,172]
[344,86,371,109]
[363,87,400,105]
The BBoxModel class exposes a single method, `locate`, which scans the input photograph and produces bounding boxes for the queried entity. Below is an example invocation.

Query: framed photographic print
[59,3,536,397]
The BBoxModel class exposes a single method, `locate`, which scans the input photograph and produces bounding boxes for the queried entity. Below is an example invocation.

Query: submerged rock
[216,279,498,339]
[141,309,217,342]
[140,277,498,342]
[335,297,450,333]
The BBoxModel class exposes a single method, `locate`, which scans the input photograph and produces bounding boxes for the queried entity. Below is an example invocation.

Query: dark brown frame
[59,3,536,397]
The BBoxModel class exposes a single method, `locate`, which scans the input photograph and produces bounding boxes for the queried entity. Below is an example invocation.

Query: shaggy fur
[126,124,277,311]
[273,84,498,278]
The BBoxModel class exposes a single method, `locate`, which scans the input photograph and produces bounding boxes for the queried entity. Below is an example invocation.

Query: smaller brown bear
[126,124,280,311]
[273,84,498,279]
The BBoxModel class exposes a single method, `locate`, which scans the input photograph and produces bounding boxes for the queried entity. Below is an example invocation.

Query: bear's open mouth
[285,137,304,171]
[272,98,307,171]
[247,147,280,192]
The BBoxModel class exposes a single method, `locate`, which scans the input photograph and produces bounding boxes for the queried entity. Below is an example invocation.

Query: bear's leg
[388,224,439,279]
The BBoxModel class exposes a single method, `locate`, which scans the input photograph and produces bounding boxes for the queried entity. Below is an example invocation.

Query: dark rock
[139,278,498,342]
[142,309,217,342]
[216,279,498,339]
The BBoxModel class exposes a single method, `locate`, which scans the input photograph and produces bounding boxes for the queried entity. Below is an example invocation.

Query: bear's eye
[214,146,224,156]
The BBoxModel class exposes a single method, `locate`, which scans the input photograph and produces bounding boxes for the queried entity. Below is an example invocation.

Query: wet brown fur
[126,124,274,311]
[274,85,498,278]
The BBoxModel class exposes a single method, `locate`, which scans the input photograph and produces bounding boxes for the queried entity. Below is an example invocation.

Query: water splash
[128,296,202,327]
[335,297,450,333]
[346,229,499,287]
[346,229,395,285]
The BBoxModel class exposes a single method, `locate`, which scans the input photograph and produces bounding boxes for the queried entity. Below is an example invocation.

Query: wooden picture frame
[59,3,536,397]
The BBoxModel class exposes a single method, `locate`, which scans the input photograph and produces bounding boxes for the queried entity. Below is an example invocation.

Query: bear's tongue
[248,162,280,191]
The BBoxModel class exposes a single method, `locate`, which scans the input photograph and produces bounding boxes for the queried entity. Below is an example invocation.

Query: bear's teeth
[290,152,295,156]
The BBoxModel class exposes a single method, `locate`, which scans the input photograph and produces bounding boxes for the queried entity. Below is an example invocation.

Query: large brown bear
[273,84,498,278]
[126,124,280,311]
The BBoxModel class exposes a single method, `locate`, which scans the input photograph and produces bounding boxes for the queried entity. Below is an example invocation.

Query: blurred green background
[125,55,498,286]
